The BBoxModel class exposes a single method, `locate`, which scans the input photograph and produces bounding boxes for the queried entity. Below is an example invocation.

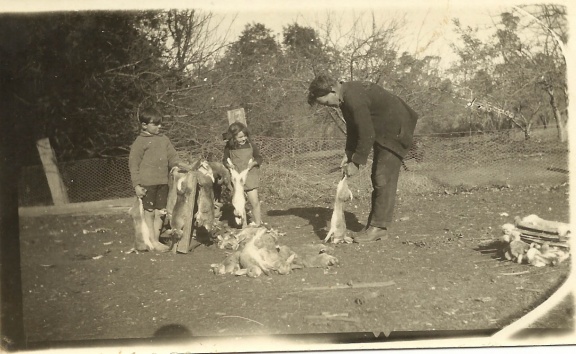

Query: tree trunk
[538,114,548,128]
[508,115,531,140]
[546,86,568,142]
[524,123,531,140]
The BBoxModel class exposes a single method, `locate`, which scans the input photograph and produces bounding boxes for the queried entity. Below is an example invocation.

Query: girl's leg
[246,189,262,226]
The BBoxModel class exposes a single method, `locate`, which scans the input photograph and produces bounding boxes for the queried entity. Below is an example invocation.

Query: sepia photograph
[0,0,574,353]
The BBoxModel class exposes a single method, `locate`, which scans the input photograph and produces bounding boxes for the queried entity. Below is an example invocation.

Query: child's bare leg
[144,209,169,251]
[153,209,167,241]
[246,189,262,226]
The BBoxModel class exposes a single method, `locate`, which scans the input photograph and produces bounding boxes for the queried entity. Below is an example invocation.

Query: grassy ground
[18,180,572,351]
[14,129,571,351]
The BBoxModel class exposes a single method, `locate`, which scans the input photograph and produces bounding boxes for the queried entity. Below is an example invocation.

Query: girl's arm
[222,144,231,166]
[250,139,263,166]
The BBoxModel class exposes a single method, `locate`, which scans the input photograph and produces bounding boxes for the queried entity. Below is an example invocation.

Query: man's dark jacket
[340,81,419,165]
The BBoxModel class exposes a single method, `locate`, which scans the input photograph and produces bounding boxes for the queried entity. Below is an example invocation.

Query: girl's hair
[225,122,250,148]
[138,108,163,125]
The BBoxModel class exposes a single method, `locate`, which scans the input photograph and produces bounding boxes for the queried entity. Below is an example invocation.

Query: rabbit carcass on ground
[211,227,339,277]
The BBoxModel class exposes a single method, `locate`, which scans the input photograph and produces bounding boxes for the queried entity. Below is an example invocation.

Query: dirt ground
[18,183,572,348]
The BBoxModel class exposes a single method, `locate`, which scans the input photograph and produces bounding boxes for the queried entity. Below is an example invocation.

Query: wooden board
[36,138,69,205]
[518,229,569,242]
[519,235,570,249]
[227,108,247,126]
[515,219,568,236]
[303,281,395,291]
[19,197,132,217]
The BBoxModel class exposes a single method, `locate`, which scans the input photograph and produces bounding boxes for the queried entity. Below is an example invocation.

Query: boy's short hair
[307,74,337,105]
[138,108,163,125]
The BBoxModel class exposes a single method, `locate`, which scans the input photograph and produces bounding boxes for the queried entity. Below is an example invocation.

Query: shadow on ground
[153,323,193,338]
[473,240,507,261]
[267,206,364,240]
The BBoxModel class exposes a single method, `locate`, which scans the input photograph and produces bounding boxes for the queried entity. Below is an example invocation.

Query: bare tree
[512,4,568,142]
[314,11,403,82]
[164,9,234,76]
[450,6,567,141]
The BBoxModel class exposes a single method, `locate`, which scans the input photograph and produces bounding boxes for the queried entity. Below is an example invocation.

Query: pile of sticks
[513,215,571,249]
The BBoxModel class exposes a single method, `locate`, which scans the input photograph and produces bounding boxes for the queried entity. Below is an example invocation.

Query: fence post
[227,108,247,126]
[36,137,69,205]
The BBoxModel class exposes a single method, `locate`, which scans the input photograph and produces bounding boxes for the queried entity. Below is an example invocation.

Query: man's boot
[353,226,388,243]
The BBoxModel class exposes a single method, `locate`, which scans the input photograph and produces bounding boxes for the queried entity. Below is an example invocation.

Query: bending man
[307,74,418,242]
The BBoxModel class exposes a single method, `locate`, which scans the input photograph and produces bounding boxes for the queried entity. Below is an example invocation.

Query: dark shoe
[353,226,388,243]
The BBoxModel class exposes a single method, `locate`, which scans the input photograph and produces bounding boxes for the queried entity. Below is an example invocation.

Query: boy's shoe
[353,226,388,243]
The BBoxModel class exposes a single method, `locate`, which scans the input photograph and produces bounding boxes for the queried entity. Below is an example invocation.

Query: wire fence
[18,127,568,207]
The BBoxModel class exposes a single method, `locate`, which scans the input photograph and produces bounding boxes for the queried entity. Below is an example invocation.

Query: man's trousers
[366,144,402,229]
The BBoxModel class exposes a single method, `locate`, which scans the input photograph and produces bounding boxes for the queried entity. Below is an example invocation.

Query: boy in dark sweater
[129,108,184,251]
[308,74,418,242]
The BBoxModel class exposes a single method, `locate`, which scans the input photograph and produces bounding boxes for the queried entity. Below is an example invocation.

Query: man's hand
[343,162,359,177]
[135,185,147,198]
[340,153,349,168]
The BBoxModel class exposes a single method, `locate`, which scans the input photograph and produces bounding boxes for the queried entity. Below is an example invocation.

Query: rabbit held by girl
[223,122,264,228]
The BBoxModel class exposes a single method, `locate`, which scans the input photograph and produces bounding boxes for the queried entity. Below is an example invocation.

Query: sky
[212,1,572,70]
[215,3,493,55]
[3,0,570,70]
